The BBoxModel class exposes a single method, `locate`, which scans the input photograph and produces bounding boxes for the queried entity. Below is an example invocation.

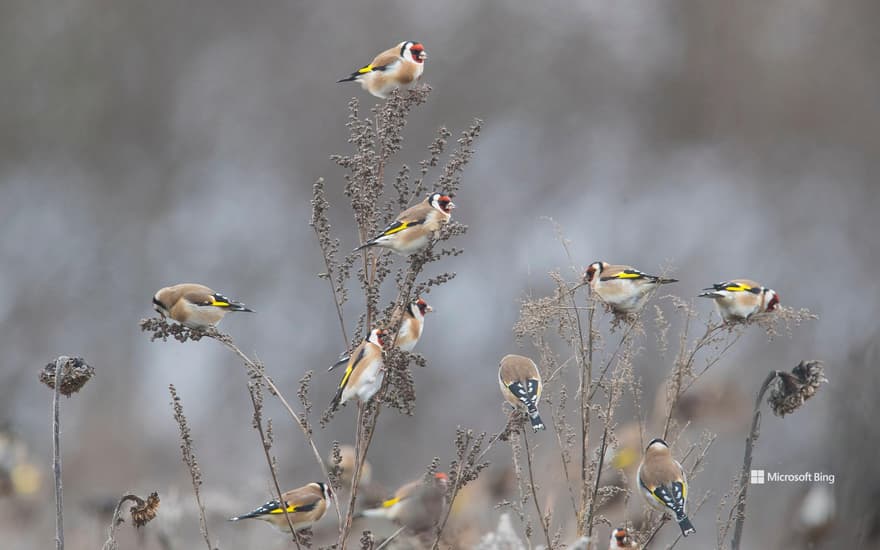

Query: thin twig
[375,526,406,550]
[52,358,64,550]
[730,370,780,550]
[248,387,303,549]
[522,428,553,550]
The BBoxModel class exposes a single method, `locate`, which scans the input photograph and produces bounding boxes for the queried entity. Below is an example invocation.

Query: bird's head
[428,192,455,214]
[415,297,433,317]
[584,261,606,284]
[433,472,449,489]
[612,527,632,547]
[315,482,333,501]
[402,41,427,63]
[152,291,169,317]
[646,438,669,452]
[369,328,386,348]
[764,288,780,312]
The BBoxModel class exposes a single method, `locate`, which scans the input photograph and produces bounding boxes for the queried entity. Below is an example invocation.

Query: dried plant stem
[575,297,594,536]
[730,370,779,550]
[375,526,405,550]
[522,428,553,550]
[340,402,382,549]
[52,358,64,550]
[585,404,613,538]
[102,494,147,550]
[313,224,349,347]
[248,387,303,549]
[215,335,342,525]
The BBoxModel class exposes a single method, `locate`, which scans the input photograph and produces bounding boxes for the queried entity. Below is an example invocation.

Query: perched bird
[338,41,427,98]
[152,283,253,328]
[584,262,677,314]
[609,527,638,548]
[697,279,780,322]
[329,329,386,412]
[228,482,332,533]
[357,472,449,532]
[354,193,454,255]
[637,438,695,537]
[334,444,373,486]
[388,297,433,352]
[498,354,545,431]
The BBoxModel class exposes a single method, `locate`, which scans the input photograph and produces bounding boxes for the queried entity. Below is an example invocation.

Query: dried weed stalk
[168,384,214,550]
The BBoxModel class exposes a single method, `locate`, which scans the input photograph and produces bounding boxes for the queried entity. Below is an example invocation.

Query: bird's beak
[426,304,434,313]
[420,51,428,61]
[447,200,455,210]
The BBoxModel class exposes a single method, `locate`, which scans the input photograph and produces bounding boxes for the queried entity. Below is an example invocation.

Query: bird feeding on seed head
[329,328,386,412]
[583,261,678,314]
[637,438,696,537]
[338,41,427,99]
[498,354,546,432]
[228,482,332,533]
[355,472,448,532]
[152,283,253,329]
[698,279,780,322]
[354,193,454,255]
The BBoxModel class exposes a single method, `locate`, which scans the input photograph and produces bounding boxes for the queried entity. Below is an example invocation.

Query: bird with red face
[609,527,638,548]
[354,192,454,255]
[338,41,427,98]
[698,279,779,322]
[584,261,677,314]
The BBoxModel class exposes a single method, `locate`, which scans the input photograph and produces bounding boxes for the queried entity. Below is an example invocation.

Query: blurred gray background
[1,0,878,548]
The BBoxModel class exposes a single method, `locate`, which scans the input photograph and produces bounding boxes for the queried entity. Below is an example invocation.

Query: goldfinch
[609,527,638,548]
[152,283,253,328]
[330,328,386,411]
[498,354,545,432]
[388,297,433,352]
[228,482,332,533]
[335,444,373,486]
[637,438,695,537]
[697,279,780,322]
[337,41,427,99]
[357,472,448,532]
[354,193,454,255]
[584,262,677,314]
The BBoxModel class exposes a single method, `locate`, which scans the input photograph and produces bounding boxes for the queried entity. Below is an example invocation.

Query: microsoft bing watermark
[750,469,835,485]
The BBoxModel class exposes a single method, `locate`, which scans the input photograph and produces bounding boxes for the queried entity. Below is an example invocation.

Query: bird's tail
[228,302,255,312]
[527,403,546,432]
[328,355,350,372]
[337,73,361,83]
[697,290,721,299]
[329,387,344,413]
[655,277,679,285]
[353,240,376,253]
[229,511,259,521]
[356,508,389,520]
[676,515,696,537]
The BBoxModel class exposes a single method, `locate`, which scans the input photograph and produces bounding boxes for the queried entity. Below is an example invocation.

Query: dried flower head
[39,356,94,396]
[769,360,827,417]
[130,492,160,528]
[139,316,220,343]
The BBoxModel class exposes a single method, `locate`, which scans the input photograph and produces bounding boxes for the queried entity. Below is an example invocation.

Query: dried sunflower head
[130,492,160,528]
[39,356,94,396]
[768,360,827,417]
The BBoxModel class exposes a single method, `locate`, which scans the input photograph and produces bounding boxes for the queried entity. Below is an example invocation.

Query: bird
[337,41,427,98]
[584,262,677,314]
[697,279,780,322]
[609,527,638,548]
[228,482,332,533]
[329,328,386,412]
[387,297,433,352]
[498,354,545,431]
[334,444,373,486]
[152,283,253,328]
[354,193,454,255]
[356,472,448,532]
[637,438,696,537]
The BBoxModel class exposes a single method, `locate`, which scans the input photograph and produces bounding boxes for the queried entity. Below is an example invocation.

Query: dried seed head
[39,356,94,396]
[768,360,827,417]
[130,492,160,528]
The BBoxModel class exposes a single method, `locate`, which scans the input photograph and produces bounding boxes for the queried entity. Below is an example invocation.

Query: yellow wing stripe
[381,497,400,508]
[724,284,751,292]
[269,504,297,514]
[339,365,354,389]
[211,300,230,307]
[614,272,642,279]
[381,222,409,236]
[358,64,374,74]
